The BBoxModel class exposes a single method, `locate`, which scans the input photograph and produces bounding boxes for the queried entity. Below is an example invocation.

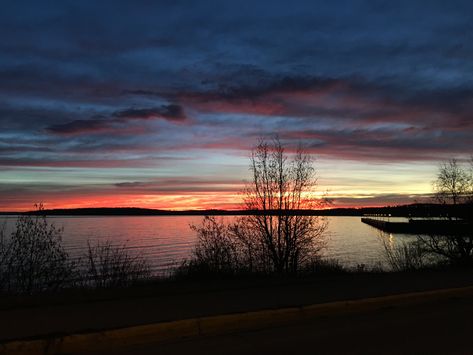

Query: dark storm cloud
[172,71,473,121]
[281,126,472,161]
[44,104,186,136]
[46,119,111,135]
[2,1,472,99]
[173,75,340,101]
[113,104,186,121]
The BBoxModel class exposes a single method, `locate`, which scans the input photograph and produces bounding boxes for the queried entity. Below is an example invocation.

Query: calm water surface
[1,216,411,274]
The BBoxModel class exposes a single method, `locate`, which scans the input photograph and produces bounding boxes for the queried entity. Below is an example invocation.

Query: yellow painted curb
[0,319,200,355]
[2,286,473,354]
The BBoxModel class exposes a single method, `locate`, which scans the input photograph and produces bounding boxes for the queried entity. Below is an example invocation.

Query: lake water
[0,216,412,274]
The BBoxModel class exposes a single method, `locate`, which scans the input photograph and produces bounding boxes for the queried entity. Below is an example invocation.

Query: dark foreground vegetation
[1,206,472,297]
[0,207,151,295]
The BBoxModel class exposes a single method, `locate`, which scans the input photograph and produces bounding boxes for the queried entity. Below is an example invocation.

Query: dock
[361,217,472,235]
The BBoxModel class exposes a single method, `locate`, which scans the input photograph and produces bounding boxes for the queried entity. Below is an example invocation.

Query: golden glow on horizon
[0,159,436,212]
[0,188,434,212]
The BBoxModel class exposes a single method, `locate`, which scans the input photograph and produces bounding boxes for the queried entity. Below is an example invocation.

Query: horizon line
[0,203,451,216]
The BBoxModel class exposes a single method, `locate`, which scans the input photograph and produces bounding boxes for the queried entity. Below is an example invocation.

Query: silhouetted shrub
[189,216,240,274]
[379,233,429,271]
[0,213,76,294]
[299,257,347,274]
[83,240,151,288]
[0,222,9,290]
[416,232,473,267]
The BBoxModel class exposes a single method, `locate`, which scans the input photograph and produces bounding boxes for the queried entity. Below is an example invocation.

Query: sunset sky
[1,1,472,211]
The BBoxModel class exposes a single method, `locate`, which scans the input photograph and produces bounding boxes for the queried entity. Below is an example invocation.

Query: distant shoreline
[0,207,360,217]
[0,203,471,217]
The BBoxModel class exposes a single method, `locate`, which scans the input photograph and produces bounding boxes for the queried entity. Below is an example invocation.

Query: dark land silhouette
[2,202,471,219]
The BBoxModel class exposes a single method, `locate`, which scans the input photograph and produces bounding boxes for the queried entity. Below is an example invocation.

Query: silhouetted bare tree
[415,159,473,267]
[242,138,327,273]
[188,138,328,275]
[433,158,472,205]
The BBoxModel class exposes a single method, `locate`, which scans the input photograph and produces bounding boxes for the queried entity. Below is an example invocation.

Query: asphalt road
[3,270,473,342]
[89,293,473,355]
